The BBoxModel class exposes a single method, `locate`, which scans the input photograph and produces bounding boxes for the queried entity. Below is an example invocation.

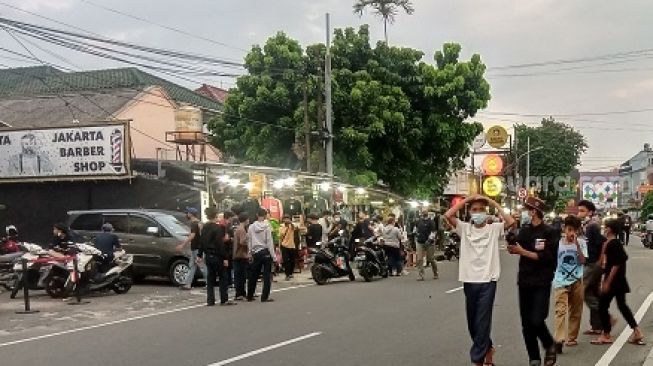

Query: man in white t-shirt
[445,194,515,366]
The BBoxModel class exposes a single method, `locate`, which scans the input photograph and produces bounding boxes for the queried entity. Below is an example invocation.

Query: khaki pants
[416,242,437,276]
[554,280,584,342]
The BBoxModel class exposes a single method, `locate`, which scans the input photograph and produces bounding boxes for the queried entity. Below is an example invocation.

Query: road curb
[644,345,653,366]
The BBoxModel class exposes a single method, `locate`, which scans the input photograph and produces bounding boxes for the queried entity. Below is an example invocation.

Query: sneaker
[417,274,424,281]
[529,361,541,366]
[285,276,291,281]
[433,273,439,280]
[220,301,237,306]
[261,298,275,303]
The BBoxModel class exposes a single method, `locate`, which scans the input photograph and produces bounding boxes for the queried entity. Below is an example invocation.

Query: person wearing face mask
[508,196,558,366]
[577,200,606,336]
[445,194,515,366]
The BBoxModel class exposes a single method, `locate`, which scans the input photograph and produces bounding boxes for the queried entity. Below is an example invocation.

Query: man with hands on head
[445,194,514,366]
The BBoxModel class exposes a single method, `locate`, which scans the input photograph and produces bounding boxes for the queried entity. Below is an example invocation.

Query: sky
[0,0,652,171]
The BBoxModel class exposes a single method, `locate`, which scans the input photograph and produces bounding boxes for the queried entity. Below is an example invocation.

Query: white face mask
[471,213,488,225]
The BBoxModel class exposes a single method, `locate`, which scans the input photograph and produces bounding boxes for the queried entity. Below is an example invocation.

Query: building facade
[618,143,653,208]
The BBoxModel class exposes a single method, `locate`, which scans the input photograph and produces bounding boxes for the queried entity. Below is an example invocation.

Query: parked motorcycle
[65,243,134,296]
[353,236,389,282]
[443,232,461,261]
[641,231,653,249]
[10,243,69,299]
[310,231,355,285]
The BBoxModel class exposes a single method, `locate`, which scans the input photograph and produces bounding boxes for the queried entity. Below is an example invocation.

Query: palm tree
[353,0,414,43]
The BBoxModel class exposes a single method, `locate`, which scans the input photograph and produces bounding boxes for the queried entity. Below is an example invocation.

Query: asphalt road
[2,237,653,366]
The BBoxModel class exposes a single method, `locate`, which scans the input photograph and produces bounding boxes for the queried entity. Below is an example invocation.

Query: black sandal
[544,345,557,366]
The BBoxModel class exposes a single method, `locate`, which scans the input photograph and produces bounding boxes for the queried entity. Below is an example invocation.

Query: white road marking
[0,283,314,349]
[206,332,322,366]
[446,286,464,294]
[595,290,653,366]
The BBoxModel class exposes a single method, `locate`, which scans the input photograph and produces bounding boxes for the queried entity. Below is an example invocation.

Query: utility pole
[526,136,530,193]
[325,13,333,176]
[303,80,311,172]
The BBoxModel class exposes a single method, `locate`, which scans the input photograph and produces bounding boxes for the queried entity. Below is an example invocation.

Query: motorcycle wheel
[311,265,328,285]
[360,264,373,282]
[113,276,133,294]
[9,274,21,299]
[45,276,67,298]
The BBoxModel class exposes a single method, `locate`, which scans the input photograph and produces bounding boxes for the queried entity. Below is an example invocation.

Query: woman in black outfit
[591,219,645,346]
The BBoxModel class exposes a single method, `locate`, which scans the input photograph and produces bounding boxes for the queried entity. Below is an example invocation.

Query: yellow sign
[483,176,503,196]
[248,173,266,198]
[486,126,509,148]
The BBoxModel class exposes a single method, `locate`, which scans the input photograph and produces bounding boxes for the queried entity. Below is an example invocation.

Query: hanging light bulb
[355,187,366,194]
[228,179,240,187]
[273,180,285,189]
[218,174,230,183]
[285,177,297,186]
[337,185,347,192]
[244,182,254,190]
[319,182,331,191]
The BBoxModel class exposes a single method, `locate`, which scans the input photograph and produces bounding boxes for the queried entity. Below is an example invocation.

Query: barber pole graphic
[110,128,123,173]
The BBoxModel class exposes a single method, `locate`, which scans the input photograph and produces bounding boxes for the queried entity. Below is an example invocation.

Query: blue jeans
[464,282,497,364]
[185,249,207,287]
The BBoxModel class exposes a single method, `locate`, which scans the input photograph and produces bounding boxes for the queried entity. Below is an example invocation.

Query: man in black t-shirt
[197,207,236,306]
[305,214,323,248]
[176,207,206,290]
[508,196,558,365]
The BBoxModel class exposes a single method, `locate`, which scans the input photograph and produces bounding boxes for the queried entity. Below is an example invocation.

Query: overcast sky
[1,0,652,171]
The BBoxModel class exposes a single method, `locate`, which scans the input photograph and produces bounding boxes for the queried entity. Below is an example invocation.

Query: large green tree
[353,0,414,43]
[512,117,588,207]
[209,26,490,196]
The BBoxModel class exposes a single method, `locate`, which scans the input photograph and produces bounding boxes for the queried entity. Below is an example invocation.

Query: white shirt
[456,222,504,283]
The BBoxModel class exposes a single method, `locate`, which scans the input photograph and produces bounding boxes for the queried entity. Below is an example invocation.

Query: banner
[0,122,130,182]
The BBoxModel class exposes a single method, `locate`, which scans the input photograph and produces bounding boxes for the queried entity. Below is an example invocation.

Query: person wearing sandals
[507,196,558,366]
[591,219,645,346]
[552,215,587,354]
[445,194,515,366]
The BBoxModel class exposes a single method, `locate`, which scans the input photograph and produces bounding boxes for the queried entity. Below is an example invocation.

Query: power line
[79,0,249,55]
[491,47,653,71]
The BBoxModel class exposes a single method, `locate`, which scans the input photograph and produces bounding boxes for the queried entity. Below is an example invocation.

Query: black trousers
[205,254,229,305]
[281,246,297,277]
[233,258,248,298]
[519,285,555,362]
[600,291,638,333]
[247,249,272,301]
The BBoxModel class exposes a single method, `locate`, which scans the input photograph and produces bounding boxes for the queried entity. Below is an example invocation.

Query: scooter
[65,243,134,296]
[641,231,653,249]
[0,251,22,290]
[443,232,460,261]
[353,236,389,282]
[10,243,69,299]
[310,231,355,285]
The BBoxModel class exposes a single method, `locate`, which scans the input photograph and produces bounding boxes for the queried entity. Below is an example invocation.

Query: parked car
[67,209,192,286]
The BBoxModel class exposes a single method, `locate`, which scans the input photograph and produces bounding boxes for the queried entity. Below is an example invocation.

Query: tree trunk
[384,19,388,44]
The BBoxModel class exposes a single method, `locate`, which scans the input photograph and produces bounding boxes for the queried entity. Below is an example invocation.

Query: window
[129,215,159,235]
[70,214,102,231]
[103,215,128,233]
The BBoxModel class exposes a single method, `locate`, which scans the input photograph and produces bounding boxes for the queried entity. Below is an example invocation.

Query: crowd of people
[445,195,644,366]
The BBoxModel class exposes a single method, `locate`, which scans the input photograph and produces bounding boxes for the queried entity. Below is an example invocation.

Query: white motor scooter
[66,243,134,296]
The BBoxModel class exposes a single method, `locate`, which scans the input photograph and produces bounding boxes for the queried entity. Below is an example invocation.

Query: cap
[102,223,114,232]
[524,196,546,213]
[185,207,200,216]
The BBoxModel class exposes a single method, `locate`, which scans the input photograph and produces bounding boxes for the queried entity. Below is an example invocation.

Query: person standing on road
[232,213,250,301]
[305,214,323,249]
[445,194,514,366]
[508,196,558,366]
[414,209,438,281]
[176,208,205,290]
[591,219,645,346]
[552,215,586,353]
[382,214,403,276]
[279,214,300,281]
[247,208,276,303]
[318,211,332,244]
[623,213,632,245]
[197,207,236,307]
[577,200,606,335]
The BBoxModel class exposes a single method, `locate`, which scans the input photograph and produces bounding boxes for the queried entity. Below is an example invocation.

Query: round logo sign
[482,154,504,176]
[486,126,509,149]
[472,133,486,150]
[483,176,503,197]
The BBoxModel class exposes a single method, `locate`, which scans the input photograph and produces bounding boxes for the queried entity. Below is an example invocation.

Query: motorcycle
[310,231,355,285]
[353,236,389,282]
[10,243,69,299]
[65,243,134,296]
[443,232,461,261]
[641,231,653,249]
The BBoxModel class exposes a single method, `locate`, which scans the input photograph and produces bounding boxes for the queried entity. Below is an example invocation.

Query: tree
[512,117,588,207]
[641,191,653,222]
[209,26,490,196]
[353,0,414,43]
